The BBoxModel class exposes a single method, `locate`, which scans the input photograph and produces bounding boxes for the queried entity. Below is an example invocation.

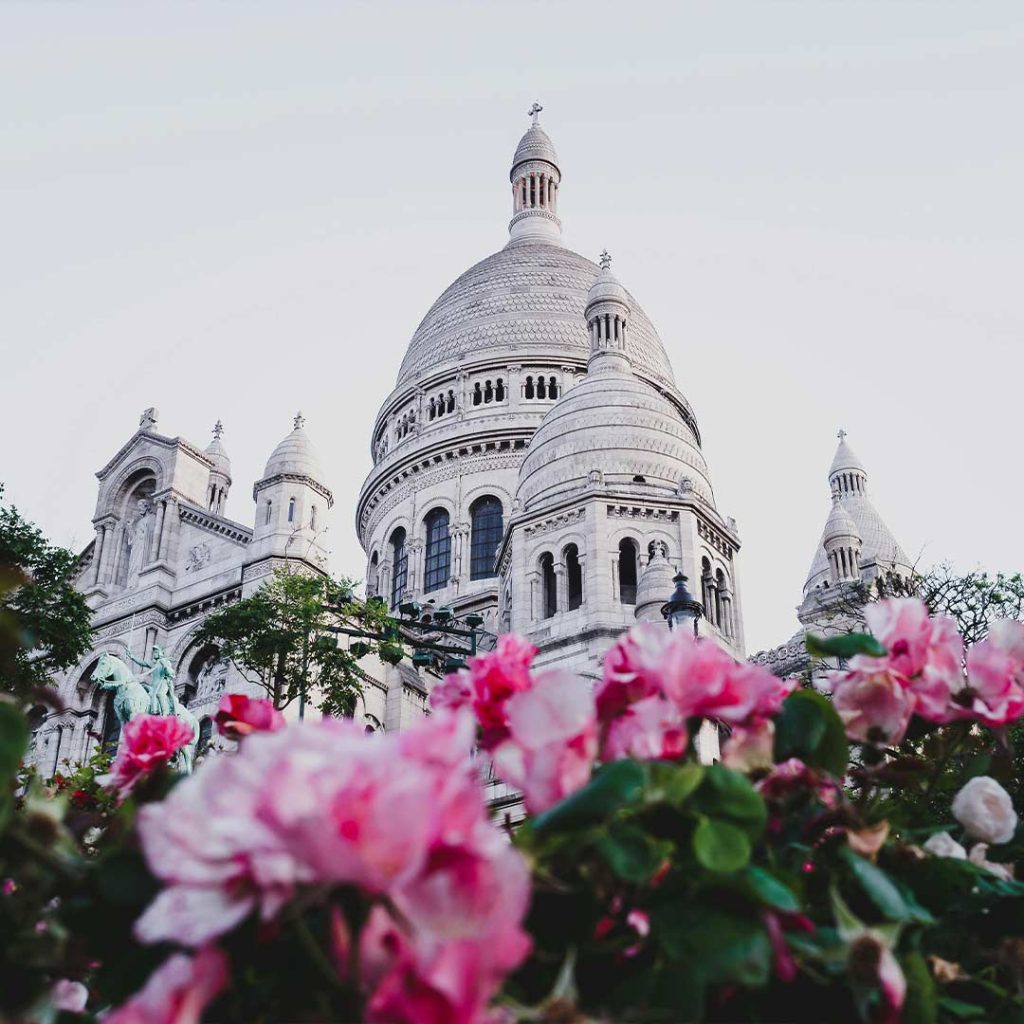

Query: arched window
[525,376,535,399]
[197,718,213,757]
[470,496,503,580]
[484,379,493,403]
[565,544,582,610]
[265,500,272,525]
[446,390,455,413]
[495,378,505,402]
[367,551,379,597]
[537,376,547,399]
[390,528,407,608]
[429,398,436,420]
[287,497,295,523]
[472,383,482,407]
[618,538,638,604]
[549,376,558,398]
[423,509,451,593]
[540,552,557,618]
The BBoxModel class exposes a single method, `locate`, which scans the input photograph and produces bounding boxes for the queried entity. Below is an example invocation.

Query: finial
[837,428,847,442]
[212,419,224,440]
[293,411,306,431]
[139,407,158,431]
[528,101,543,126]
[599,249,612,270]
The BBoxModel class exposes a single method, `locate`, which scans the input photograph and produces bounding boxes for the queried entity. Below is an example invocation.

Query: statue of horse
[168,691,200,773]
[91,652,151,728]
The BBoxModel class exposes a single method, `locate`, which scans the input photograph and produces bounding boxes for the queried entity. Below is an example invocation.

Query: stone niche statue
[119,498,154,588]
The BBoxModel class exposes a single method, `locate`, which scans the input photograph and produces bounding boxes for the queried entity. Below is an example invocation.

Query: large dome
[395,241,678,391]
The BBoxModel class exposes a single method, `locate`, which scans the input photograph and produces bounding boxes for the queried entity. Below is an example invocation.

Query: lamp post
[661,573,703,637]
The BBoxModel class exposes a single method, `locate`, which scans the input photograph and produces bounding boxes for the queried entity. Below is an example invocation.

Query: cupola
[508,103,563,245]
[822,493,862,584]
[585,250,630,367]
[204,420,231,515]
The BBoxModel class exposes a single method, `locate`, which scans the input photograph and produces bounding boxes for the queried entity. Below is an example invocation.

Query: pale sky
[2,2,1022,653]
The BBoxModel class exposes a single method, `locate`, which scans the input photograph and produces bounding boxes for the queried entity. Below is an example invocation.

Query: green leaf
[596,820,671,882]
[693,817,751,873]
[806,631,887,659]
[840,847,910,921]
[0,702,29,780]
[900,951,938,1024]
[773,689,849,777]
[659,762,704,806]
[653,902,771,987]
[532,759,646,832]
[690,765,766,838]
[936,996,986,1020]
[742,865,800,912]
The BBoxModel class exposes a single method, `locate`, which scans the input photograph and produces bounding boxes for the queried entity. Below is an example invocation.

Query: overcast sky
[2,2,1022,653]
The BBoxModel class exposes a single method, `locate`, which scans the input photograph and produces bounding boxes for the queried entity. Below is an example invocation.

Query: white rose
[968,843,1015,882]
[952,776,1018,845]
[923,830,967,860]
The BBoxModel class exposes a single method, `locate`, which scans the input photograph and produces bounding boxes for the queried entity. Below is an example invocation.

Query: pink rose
[52,979,88,1014]
[597,624,792,733]
[964,628,1024,727]
[828,666,914,745]
[491,671,597,813]
[722,719,776,773]
[855,599,965,724]
[431,635,538,747]
[101,715,195,800]
[104,947,227,1024]
[601,694,688,762]
[214,694,285,740]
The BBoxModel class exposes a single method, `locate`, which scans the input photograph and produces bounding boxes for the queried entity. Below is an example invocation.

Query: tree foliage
[0,485,92,701]
[195,570,398,716]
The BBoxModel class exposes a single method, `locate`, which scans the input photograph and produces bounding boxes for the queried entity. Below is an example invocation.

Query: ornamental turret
[204,420,231,515]
[508,103,563,245]
[822,493,863,584]
[585,250,630,364]
[251,412,333,567]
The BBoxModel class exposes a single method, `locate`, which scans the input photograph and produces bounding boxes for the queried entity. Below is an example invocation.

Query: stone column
[407,539,424,595]
[143,625,158,662]
[578,552,587,606]
[152,500,167,562]
[92,525,106,586]
[554,565,567,614]
[529,573,538,622]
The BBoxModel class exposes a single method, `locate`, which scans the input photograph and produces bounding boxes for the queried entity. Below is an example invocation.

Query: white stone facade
[28,410,392,776]
[356,110,746,707]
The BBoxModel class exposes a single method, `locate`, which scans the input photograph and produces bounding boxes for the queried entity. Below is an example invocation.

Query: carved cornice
[179,505,253,545]
[253,472,334,507]
[523,507,585,538]
[698,519,736,561]
[606,505,679,523]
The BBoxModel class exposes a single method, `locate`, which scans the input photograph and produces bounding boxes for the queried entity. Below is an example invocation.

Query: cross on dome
[837,429,847,442]
[212,419,224,440]
[293,411,306,431]
[528,102,543,125]
[599,250,612,270]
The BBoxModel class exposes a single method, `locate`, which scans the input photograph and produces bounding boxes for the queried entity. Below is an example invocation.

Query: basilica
[28,107,913,776]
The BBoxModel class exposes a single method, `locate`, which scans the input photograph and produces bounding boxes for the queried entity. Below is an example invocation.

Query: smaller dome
[511,124,559,177]
[262,412,324,481]
[586,252,629,311]
[830,433,867,478]
[204,421,231,477]
[823,495,861,544]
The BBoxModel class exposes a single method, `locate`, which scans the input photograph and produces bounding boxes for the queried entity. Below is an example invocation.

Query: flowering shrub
[3,597,1024,1022]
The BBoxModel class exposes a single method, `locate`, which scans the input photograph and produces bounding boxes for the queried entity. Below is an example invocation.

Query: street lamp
[661,573,703,637]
